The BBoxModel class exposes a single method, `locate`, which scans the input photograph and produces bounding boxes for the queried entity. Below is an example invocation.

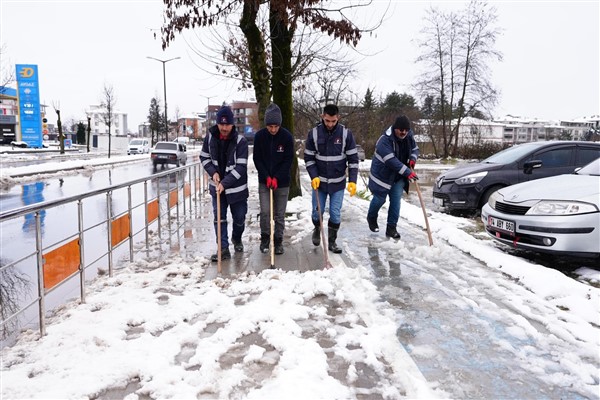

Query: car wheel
[176,160,180,167]
[479,185,503,209]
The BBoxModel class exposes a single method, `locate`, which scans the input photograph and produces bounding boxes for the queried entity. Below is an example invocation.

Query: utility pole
[147,56,180,141]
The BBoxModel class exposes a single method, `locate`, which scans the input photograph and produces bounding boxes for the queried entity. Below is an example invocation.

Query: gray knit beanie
[264,103,282,126]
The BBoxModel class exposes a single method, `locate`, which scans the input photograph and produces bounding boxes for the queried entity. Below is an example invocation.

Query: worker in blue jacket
[304,104,359,254]
[367,115,419,239]
[253,103,294,255]
[200,106,249,261]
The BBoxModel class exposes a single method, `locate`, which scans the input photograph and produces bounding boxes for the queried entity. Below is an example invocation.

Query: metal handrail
[0,161,207,345]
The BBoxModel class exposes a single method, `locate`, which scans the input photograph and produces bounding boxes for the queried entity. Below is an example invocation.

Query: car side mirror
[523,160,542,174]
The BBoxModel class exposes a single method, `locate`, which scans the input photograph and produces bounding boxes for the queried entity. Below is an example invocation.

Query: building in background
[0,86,18,144]
[85,105,128,136]
[177,114,203,140]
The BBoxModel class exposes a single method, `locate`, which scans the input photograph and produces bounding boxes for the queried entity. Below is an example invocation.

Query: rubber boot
[259,234,269,253]
[312,220,321,246]
[385,225,401,239]
[328,222,342,254]
[274,237,284,255]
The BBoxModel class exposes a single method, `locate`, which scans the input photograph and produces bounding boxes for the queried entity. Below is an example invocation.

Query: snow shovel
[314,188,333,269]
[410,173,433,246]
[217,188,222,273]
[269,187,275,269]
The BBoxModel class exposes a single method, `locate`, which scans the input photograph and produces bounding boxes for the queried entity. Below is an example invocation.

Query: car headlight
[455,171,488,185]
[526,201,598,215]
[488,190,502,208]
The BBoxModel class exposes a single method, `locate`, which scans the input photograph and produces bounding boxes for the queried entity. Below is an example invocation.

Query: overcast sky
[1,0,598,130]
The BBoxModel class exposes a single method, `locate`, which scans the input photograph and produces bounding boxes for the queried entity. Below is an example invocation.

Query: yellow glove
[347,182,356,197]
[311,177,320,190]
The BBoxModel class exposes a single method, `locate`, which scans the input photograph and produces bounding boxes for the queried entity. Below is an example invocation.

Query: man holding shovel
[367,115,419,239]
[304,104,359,254]
[200,105,249,262]
[253,103,294,255]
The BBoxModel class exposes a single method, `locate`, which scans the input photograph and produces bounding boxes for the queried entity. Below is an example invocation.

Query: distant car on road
[127,138,150,155]
[481,157,600,258]
[150,141,187,169]
[433,141,600,213]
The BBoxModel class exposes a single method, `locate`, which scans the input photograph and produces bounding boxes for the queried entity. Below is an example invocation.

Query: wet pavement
[152,164,597,399]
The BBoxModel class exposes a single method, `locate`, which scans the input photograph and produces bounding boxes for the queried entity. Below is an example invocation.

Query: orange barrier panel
[43,239,80,290]
[111,213,130,247]
[147,199,159,223]
[169,189,178,209]
[184,182,191,198]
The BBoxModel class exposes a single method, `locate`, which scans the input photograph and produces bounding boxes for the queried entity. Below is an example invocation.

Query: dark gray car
[432,141,600,212]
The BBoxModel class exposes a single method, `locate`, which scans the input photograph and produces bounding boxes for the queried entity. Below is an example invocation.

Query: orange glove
[311,177,320,190]
[347,182,356,197]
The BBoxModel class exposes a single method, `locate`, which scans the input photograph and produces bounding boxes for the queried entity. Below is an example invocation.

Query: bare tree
[0,44,15,92]
[100,83,117,158]
[161,0,384,198]
[414,0,502,158]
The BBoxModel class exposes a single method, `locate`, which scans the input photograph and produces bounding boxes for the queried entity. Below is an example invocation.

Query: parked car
[150,141,187,168]
[356,144,366,162]
[127,138,150,155]
[481,157,600,257]
[433,141,600,213]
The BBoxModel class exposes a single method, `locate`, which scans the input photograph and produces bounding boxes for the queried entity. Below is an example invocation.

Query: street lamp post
[147,56,180,141]
[200,95,213,140]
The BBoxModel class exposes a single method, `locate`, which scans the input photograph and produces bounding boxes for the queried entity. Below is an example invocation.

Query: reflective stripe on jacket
[368,126,419,196]
[199,125,249,203]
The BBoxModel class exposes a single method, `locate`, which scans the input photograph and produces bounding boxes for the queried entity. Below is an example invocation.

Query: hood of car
[497,174,600,205]
[440,162,502,179]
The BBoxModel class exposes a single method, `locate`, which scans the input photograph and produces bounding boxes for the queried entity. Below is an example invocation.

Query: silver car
[481,157,600,257]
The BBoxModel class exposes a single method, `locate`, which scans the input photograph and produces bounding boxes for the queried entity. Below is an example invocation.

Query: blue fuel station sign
[16,64,43,148]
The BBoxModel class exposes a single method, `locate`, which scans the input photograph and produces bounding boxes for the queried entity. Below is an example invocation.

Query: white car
[127,138,150,155]
[150,141,187,168]
[481,157,600,257]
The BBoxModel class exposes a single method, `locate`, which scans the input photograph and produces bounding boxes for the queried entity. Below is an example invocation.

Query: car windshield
[155,142,177,150]
[576,157,600,176]
[482,143,542,164]
[130,139,143,145]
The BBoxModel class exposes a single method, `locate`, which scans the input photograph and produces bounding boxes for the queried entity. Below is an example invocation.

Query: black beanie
[392,116,411,131]
[264,103,282,126]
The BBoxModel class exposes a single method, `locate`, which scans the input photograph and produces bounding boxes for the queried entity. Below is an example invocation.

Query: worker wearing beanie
[367,115,419,239]
[253,103,294,255]
[200,105,249,262]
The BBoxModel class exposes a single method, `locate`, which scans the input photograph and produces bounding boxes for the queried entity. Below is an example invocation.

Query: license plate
[487,216,515,235]
[433,197,444,206]
[158,155,168,159]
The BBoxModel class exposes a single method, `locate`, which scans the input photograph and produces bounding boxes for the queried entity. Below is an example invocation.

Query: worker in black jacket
[253,103,294,254]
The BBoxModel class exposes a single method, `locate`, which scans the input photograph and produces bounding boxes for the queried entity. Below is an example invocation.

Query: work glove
[311,177,320,190]
[347,182,356,197]
[268,177,278,190]
[407,171,418,182]
[409,160,416,169]
[266,176,272,188]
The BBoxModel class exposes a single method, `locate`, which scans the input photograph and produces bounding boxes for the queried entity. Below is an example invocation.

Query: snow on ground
[1,151,599,399]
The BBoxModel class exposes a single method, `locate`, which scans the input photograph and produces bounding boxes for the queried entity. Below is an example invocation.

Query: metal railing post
[176,170,181,226]
[156,177,161,239]
[35,212,46,337]
[144,181,149,253]
[106,191,113,277]
[128,186,134,262]
[78,200,86,304]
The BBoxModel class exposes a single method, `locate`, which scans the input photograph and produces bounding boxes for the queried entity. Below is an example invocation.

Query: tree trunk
[56,110,64,155]
[240,0,271,122]
[270,3,301,199]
